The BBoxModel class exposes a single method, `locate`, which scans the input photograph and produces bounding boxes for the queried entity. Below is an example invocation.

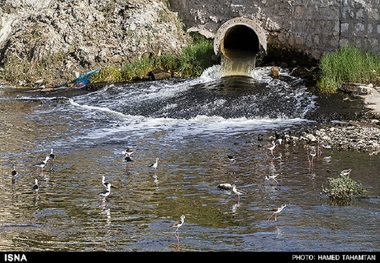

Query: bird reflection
[101,197,107,209]
[172,234,181,251]
[33,195,39,207]
[153,173,158,185]
[33,180,39,207]
[43,171,51,182]
[275,225,283,237]
[232,202,240,213]
[309,171,316,180]
[101,207,111,226]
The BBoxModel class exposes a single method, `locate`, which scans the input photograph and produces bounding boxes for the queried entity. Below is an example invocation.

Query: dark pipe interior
[222,25,260,59]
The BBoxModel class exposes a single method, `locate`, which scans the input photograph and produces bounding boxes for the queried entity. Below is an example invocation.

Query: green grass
[91,35,215,84]
[317,45,380,94]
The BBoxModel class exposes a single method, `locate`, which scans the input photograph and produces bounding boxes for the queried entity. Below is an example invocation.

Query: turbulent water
[0,66,379,252]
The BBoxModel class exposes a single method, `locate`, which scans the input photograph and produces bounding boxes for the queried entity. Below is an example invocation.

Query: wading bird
[268,204,287,221]
[35,156,50,172]
[172,215,185,233]
[32,178,39,192]
[149,158,159,170]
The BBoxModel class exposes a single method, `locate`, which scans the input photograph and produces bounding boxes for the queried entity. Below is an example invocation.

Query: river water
[0,66,379,252]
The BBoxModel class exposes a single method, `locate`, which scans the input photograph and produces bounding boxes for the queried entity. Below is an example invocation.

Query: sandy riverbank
[360,86,380,115]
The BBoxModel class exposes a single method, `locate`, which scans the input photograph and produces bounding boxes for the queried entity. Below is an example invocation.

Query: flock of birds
[219,131,354,222]
[17,149,56,192]
[11,147,185,234]
[220,132,291,221]
[216,182,287,221]
[9,133,354,238]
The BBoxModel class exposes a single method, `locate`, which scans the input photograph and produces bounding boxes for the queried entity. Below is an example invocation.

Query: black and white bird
[149,158,159,170]
[102,175,116,189]
[122,148,134,158]
[267,140,277,156]
[11,164,18,178]
[308,146,317,167]
[231,184,247,202]
[172,215,185,233]
[274,131,283,145]
[32,178,39,192]
[267,204,287,221]
[265,174,279,184]
[227,155,236,164]
[124,155,134,163]
[217,183,233,191]
[35,156,50,172]
[99,183,112,197]
[48,148,55,169]
[49,148,55,161]
[340,168,352,178]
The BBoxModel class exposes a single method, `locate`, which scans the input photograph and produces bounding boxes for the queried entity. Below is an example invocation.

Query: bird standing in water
[99,183,112,198]
[35,156,50,172]
[102,175,116,189]
[123,147,134,157]
[49,148,55,161]
[11,164,18,183]
[265,174,279,184]
[217,183,233,191]
[267,141,277,157]
[227,155,236,164]
[274,131,283,145]
[123,148,134,162]
[49,148,55,168]
[172,215,185,233]
[268,204,287,221]
[231,184,247,203]
[149,158,159,170]
[340,168,352,178]
[32,178,39,192]
[308,146,317,169]
[11,164,18,178]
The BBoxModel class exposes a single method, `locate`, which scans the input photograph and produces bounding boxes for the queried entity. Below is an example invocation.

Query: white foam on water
[62,65,316,141]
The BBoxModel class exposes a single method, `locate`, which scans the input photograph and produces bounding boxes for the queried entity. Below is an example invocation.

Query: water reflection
[101,207,111,227]
[153,173,159,185]
[0,74,379,252]
[231,203,240,213]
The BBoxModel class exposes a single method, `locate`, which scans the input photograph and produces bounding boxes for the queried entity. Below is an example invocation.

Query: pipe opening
[214,17,267,77]
[221,25,260,59]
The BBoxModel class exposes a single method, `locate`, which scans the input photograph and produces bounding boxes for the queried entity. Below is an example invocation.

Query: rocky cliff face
[0,0,190,86]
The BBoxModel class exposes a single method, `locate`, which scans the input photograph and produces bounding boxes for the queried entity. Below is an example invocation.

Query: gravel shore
[286,85,380,154]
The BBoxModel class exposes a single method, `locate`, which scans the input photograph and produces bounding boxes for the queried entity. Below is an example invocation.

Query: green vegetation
[91,35,216,84]
[317,45,380,94]
[322,174,367,205]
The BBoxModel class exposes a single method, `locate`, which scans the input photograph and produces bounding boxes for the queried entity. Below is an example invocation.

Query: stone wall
[169,0,380,60]
[340,0,380,53]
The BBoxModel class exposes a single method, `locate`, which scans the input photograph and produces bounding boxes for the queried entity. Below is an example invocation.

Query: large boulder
[0,0,190,86]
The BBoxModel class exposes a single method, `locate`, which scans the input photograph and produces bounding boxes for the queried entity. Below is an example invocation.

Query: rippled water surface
[0,66,379,252]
